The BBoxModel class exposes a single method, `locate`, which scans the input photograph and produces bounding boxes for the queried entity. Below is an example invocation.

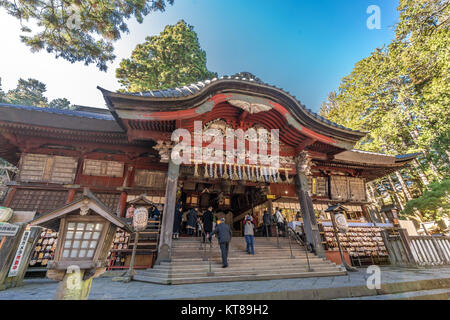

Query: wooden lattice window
[134,170,167,188]
[18,154,78,184]
[61,222,104,260]
[9,189,67,213]
[82,159,124,178]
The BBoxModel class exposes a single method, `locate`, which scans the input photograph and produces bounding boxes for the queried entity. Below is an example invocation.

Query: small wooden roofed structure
[127,194,156,206]
[325,204,349,213]
[29,188,130,232]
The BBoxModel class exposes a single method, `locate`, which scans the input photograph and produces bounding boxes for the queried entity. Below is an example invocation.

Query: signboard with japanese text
[0,223,19,237]
[8,230,31,277]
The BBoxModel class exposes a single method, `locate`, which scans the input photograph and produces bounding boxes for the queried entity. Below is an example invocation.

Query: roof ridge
[113,73,363,134]
[0,102,114,121]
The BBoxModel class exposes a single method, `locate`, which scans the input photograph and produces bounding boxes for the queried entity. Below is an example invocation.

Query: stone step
[171,251,311,258]
[153,261,337,272]
[134,270,346,285]
[172,246,299,251]
[162,260,327,269]
[146,263,339,274]
[166,255,324,266]
[335,288,450,300]
[140,266,342,279]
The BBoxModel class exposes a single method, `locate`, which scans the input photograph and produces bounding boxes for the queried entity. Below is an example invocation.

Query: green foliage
[1,77,73,109]
[320,0,449,221]
[116,20,217,91]
[48,98,73,110]
[402,178,450,221]
[320,0,449,169]
[5,78,48,107]
[0,0,174,71]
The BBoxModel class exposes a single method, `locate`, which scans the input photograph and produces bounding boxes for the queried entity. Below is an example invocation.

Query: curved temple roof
[98,72,367,149]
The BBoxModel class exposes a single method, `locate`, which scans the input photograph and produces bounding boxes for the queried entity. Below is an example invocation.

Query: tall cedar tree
[116,20,217,92]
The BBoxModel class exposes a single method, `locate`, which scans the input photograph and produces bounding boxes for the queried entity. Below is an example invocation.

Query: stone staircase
[134,237,347,284]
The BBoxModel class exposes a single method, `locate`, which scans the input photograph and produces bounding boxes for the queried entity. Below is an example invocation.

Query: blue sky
[0,0,400,112]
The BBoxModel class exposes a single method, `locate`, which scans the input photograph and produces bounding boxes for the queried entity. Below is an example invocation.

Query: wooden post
[3,186,16,207]
[118,191,128,218]
[156,158,180,263]
[294,152,324,258]
[66,189,75,204]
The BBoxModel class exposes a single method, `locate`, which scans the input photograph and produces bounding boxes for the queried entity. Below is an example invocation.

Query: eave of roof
[97,73,368,144]
[0,103,123,133]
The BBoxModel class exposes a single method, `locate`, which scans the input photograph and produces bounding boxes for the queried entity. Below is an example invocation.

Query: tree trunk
[411,159,430,186]
[387,175,405,210]
[395,171,413,201]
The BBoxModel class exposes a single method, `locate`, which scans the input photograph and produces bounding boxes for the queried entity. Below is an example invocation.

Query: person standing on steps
[202,206,214,243]
[275,207,285,237]
[244,216,255,254]
[186,207,198,236]
[262,210,272,237]
[173,206,183,239]
[210,218,232,268]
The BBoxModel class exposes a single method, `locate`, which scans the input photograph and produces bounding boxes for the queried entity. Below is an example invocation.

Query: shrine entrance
[178,171,272,233]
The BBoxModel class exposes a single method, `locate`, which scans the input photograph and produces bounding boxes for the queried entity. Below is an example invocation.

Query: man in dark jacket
[202,206,214,243]
[186,208,198,236]
[210,218,232,268]
[262,210,272,237]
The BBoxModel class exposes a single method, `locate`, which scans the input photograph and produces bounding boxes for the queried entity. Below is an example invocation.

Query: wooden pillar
[118,192,127,218]
[66,189,75,204]
[156,158,180,263]
[3,186,16,207]
[294,152,324,258]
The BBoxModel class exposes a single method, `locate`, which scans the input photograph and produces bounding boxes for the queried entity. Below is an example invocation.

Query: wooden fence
[382,228,450,266]
[408,236,450,266]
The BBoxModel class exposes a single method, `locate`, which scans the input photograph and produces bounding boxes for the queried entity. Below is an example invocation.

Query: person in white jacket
[275,207,285,236]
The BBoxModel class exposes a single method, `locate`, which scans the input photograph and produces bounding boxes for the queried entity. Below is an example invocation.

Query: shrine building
[0,73,417,282]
